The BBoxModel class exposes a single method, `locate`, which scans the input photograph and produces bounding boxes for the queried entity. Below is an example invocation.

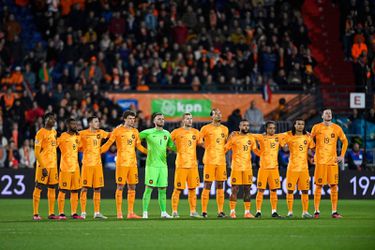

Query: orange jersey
[35,128,57,169]
[57,132,80,172]
[79,129,109,167]
[282,132,315,171]
[253,134,285,169]
[311,122,348,165]
[225,133,257,171]
[101,126,145,167]
[171,127,200,169]
[200,124,229,165]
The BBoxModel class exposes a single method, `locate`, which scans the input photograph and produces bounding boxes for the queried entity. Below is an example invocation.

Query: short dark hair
[210,108,219,116]
[122,110,136,119]
[88,115,99,123]
[240,119,249,123]
[65,118,76,124]
[182,112,192,118]
[321,108,332,114]
[265,120,276,128]
[291,119,306,135]
[43,112,54,121]
[152,112,163,121]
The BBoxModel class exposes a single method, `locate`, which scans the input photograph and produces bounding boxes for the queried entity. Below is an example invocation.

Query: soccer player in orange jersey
[281,119,315,219]
[79,115,110,219]
[56,118,83,220]
[225,120,257,219]
[170,113,201,218]
[311,109,348,219]
[32,113,59,220]
[200,108,229,218]
[253,121,284,218]
[101,110,147,219]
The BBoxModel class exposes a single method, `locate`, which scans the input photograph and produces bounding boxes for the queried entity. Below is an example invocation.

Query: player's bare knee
[81,187,88,192]
[204,182,212,189]
[216,181,224,189]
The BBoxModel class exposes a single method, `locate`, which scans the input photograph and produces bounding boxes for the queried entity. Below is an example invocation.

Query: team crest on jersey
[164,135,167,140]
[97,134,101,139]
[275,137,279,142]
[63,182,67,187]
[221,133,225,138]
[149,180,153,184]
[232,178,236,183]
[318,178,322,183]
[83,180,87,185]
[192,135,196,140]
[304,140,307,145]
[132,134,135,139]
[288,183,292,188]
[258,182,262,187]
[118,177,122,182]
[177,182,181,187]
[205,174,209,179]
[331,133,335,138]
[247,140,251,145]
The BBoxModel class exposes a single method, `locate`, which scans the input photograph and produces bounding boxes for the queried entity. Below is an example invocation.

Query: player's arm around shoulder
[135,129,147,154]
[100,128,116,153]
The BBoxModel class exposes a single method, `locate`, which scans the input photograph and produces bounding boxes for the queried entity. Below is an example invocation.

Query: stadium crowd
[339,0,375,91]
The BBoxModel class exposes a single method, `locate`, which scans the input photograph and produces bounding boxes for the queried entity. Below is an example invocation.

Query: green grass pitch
[0,199,374,249]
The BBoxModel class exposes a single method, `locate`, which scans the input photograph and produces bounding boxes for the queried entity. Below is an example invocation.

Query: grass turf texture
[0,199,374,249]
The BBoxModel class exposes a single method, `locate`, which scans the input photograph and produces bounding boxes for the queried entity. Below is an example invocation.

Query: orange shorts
[174,168,200,189]
[59,171,81,191]
[286,170,310,191]
[116,166,138,185]
[35,166,58,185]
[230,170,252,185]
[81,165,104,188]
[203,164,227,182]
[314,164,339,185]
[257,168,280,190]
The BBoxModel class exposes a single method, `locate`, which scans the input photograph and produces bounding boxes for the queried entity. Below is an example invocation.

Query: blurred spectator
[19,139,35,168]
[227,109,242,133]
[347,142,365,171]
[104,144,116,170]
[273,98,288,121]
[278,146,290,169]
[0,133,8,168]
[366,108,375,123]
[7,140,20,169]
[244,100,264,133]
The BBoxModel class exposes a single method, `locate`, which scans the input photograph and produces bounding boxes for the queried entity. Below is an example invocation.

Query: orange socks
[216,189,224,213]
[58,191,65,215]
[33,188,42,215]
[330,185,338,212]
[80,190,87,213]
[188,189,196,213]
[230,201,236,211]
[70,192,79,215]
[256,192,263,211]
[314,185,322,212]
[171,189,181,213]
[302,193,309,213]
[115,189,123,215]
[270,190,278,212]
[47,188,56,215]
[287,193,294,213]
[127,190,135,214]
[244,202,251,213]
[93,191,101,213]
[201,189,210,213]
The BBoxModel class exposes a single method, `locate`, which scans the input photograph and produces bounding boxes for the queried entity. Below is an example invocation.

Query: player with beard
[311,109,348,218]
[33,113,58,220]
[140,113,176,219]
[225,120,257,218]
[200,108,229,218]
[57,118,83,220]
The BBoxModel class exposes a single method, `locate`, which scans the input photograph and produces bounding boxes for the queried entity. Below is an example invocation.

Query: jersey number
[299,145,303,151]
[324,137,330,144]
[93,139,98,146]
[243,145,249,151]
